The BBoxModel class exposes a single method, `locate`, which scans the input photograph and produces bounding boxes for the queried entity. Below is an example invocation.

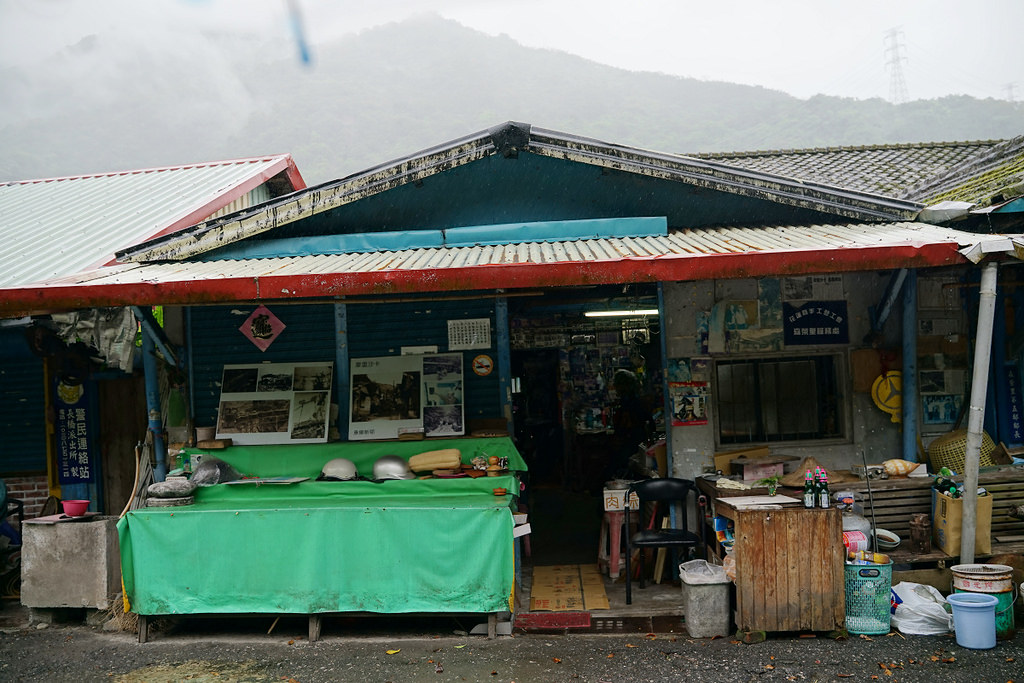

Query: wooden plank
[763,509,779,630]
[782,511,799,629]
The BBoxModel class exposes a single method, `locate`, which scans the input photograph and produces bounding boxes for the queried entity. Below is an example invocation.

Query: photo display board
[216,362,333,444]
[349,353,465,441]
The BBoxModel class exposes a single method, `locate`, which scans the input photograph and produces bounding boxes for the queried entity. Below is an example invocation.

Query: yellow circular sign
[871,371,902,423]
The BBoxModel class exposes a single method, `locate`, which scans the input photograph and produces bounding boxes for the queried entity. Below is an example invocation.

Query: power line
[884,27,908,104]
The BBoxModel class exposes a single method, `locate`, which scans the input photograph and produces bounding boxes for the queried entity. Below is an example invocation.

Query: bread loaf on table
[408,448,462,472]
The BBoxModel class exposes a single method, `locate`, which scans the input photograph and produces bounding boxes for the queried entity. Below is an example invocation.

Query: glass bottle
[816,467,831,509]
[802,469,815,508]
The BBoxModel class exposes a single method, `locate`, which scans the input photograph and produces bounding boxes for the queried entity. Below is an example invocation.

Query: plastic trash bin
[680,560,732,638]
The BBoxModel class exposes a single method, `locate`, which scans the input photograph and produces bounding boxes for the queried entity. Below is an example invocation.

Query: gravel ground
[1,607,1022,683]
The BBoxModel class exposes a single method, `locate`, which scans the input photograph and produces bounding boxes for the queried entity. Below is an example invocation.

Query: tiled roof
[692,140,1003,201]
[905,136,1024,207]
[0,155,304,288]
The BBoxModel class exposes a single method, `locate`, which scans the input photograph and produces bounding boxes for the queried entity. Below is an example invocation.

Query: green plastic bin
[844,562,893,635]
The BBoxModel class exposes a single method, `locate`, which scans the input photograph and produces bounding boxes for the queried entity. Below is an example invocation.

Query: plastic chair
[625,477,702,605]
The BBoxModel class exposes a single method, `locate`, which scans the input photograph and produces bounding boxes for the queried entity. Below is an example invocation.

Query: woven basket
[927,429,997,473]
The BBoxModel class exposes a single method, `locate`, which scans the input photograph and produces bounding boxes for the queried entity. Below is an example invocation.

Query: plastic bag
[679,559,728,585]
[889,581,953,635]
[190,456,242,486]
[722,553,736,582]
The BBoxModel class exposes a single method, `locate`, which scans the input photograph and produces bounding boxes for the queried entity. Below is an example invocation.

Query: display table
[118,438,525,641]
[697,477,845,637]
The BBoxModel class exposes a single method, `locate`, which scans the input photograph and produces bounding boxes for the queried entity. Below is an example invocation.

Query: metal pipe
[902,269,918,461]
[961,260,999,563]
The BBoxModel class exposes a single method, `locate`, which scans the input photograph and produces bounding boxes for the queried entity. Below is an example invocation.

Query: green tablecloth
[119,438,522,616]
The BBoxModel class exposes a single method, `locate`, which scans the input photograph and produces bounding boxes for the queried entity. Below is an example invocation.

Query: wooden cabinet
[719,504,845,633]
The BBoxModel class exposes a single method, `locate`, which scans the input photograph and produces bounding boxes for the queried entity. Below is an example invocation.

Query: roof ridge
[1,154,294,186]
[693,139,1005,159]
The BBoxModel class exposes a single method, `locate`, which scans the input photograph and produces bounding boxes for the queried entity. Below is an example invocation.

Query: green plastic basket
[844,562,893,635]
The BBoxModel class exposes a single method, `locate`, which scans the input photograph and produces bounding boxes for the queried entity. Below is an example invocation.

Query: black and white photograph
[293,364,333,391]
[217,362,334,444]
[290,391,329,440]
[217,399,291,434]
[424,405,463,436]
[221,366,259,393]
[257,368,293,392]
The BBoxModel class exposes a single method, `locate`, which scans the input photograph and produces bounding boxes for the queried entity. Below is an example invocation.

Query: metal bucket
[950,564,1017,641]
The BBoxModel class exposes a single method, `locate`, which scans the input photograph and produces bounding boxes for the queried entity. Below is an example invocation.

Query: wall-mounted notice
[216,362,333,444]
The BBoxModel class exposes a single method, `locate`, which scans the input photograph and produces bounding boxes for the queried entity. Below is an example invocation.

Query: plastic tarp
[184,437,527,479]
[119,439,523,616]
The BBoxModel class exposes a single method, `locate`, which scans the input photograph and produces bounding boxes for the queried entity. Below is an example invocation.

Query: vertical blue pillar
[902,269,918,461]
[141,324,167,481]
[335,303,349,441]
[495,297,513,435]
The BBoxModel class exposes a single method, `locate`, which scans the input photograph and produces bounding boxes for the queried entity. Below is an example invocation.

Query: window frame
[712,351,851,448]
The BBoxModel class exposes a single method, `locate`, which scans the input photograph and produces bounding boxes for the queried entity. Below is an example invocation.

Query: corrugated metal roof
[117,122,924,263]
[0,155,304,288]
[0,221,986,317]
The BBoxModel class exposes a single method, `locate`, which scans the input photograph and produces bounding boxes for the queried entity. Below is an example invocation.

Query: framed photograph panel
[216,362,333,444]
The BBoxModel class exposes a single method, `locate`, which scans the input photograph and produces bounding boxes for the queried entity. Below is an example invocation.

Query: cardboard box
[932,490,992,556]
[713,446,771,475]
[603,487,640,511]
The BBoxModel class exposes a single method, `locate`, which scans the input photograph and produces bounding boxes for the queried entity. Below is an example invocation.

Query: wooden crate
[729,506,845,633]
[845,465,1024,543]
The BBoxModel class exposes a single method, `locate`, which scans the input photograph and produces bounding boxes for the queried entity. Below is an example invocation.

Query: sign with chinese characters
[783,300,849,346]
[448,318,491,350]
[350,353,464,440]
[240,305,286,352]
[1001,364,1024,444]
[55,379,94,484]
[216,362,333,444]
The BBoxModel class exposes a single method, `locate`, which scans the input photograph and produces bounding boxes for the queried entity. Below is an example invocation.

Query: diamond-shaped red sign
[240,305,285,351]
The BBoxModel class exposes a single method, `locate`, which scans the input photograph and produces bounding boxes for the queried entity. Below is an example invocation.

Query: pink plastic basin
[62,499,90,516]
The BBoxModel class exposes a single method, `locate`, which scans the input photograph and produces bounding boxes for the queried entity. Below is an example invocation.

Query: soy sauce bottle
[802,469,816,508]
[815,467,831,509]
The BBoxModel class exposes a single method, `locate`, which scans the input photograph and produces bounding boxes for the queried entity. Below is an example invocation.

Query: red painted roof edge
[94,155,307,268]
[0,241,968,317]
[1,154,301,186]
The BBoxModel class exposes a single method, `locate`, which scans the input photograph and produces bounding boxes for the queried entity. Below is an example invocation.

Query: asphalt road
[0,609,1022,683]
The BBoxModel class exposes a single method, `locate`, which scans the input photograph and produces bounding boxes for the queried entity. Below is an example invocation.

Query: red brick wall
[4,474,50,523]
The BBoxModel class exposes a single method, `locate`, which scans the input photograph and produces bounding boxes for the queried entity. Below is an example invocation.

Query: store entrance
[512,348,601,566]
[509,287,664,570]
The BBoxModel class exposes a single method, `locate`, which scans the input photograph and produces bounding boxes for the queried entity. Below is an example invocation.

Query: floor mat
[529,564,610,611]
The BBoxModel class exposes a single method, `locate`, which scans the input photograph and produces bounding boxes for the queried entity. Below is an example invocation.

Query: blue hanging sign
[55,379,95,484]
[783,300,849,346]
[1002,363,1024,445]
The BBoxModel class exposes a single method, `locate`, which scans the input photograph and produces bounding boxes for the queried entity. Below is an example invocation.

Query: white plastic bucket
[947,592,998,649]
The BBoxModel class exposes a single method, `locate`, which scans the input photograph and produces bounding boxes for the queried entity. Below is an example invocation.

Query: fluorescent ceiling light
[584,308,660,318]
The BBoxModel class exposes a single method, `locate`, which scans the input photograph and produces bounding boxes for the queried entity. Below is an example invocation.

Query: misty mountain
[2,14,1022,185]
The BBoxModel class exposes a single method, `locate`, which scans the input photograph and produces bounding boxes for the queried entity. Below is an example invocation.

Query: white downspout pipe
[961,260,998,563]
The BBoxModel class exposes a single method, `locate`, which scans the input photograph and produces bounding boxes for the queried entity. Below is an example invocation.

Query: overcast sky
[1,0,1021,102]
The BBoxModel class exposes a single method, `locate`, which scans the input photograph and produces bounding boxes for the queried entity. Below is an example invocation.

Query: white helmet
[318,458,359,481]
[372,455,415,480]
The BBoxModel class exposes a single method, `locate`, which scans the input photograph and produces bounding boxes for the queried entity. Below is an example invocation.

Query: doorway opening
[509,287,663,570]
